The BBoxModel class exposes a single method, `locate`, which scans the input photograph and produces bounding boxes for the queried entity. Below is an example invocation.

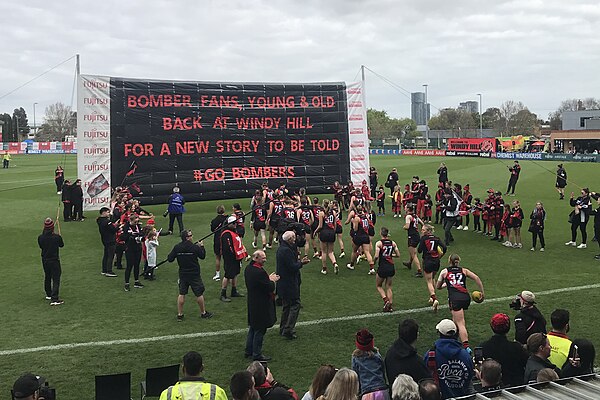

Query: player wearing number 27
[436,254,485,351]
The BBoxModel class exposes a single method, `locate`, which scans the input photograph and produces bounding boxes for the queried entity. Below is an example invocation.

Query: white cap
[436,319,457,336]
[226,215,237,224]
[520,290,536,304]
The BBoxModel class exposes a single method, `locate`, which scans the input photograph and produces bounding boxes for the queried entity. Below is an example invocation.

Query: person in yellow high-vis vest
[160,351,228,400]
[2,152,11,168]
[547,309,572,368]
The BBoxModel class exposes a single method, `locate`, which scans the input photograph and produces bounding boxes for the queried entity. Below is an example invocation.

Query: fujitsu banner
[78,74,364,209]
[77,75,111,210]
[346,81,370,184]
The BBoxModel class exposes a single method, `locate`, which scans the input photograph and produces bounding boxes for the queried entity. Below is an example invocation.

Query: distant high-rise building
[458,101,479,114]
[411,92,430,126]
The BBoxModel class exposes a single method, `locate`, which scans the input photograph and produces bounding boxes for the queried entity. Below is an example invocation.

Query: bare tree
[36,102,75,141]
[496,101,538,136]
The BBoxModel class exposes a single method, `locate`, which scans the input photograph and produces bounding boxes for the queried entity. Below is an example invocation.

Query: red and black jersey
[418,184,428,200]
[335,210,342,228]
[472,202,483,217]
[358,214,370,235]
[379,239,395,266]
[264,189,275,202]
[403,190,413,206]
[406,214,419,236]
[444,266,468,295]
[234,210,245,227]
[463,191,473,205]
[311,204,323,220]
[324,210,336,230]
[354,193,365,207]
[299,206,312,226]
[253,206,266,222]
[282,206,296,221]
[410,182,420,202]
[418,234,444,261]
[272,200,283,217]
[377,191,385,203]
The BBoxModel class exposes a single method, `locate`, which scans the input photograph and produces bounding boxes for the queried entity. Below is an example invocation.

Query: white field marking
[1,283,599,356]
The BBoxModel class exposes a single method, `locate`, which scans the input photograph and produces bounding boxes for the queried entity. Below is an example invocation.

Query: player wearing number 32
[436,254,485,351]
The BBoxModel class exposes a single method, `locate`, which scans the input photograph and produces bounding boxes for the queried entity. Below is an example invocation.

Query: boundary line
[1,283,599,356]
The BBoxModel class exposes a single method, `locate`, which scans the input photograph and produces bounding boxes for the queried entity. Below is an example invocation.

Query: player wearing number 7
[417,224,446,312]
[373,227,400,312]
[436,254,485,351]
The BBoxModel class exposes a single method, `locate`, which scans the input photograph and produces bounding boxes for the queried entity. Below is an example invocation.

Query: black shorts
[556,181,566,189]
[368,226,375,237]
[303,223,312,235]
[253,221,266,231]
[335,224,342,234]
[224,260,241,279]
[319,229,336,243]
[213,240,221,256]
[512,221,522,228]
[448,296,471,311]
[407,234,420,248]
[236,227,245,238]
[311,221,319,233]
[423,259,440,274]
[377,263,395,278]
[270,217,280,230]
[353,234,370,246]
[179,275,205,297]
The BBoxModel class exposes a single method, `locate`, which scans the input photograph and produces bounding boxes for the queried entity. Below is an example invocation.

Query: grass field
[1,154,599,400]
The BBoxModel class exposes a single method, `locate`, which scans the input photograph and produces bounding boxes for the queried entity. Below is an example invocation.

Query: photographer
[511,290,547,345]
[12,373,54,400]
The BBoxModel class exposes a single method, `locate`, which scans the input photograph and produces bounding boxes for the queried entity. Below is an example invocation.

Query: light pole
[477,94,482,138]
[423,84,429,149]
[33,102,38,137]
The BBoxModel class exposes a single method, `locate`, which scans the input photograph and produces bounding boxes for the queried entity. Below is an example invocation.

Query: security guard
[160,351,228,400]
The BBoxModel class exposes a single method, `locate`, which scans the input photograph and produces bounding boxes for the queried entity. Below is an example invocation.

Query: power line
[0,55,77,101]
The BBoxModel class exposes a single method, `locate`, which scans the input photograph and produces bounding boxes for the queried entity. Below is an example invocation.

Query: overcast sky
[1,0,598,124]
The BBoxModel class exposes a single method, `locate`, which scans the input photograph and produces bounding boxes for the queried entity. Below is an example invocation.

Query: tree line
[0,102,75,142]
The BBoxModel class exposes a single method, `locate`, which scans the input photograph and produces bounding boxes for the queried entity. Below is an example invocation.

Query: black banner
[110,78,350,204]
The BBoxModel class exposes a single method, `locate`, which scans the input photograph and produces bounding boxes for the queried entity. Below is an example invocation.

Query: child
[509,200,524,248]
[376,186,385,216]
[472,198,483,232]
[401,184,412,216]
[424,194,433,223]
[392,186,403,218]
[351,329,389,400]
[500,207,512,247]
[144,230,159,280]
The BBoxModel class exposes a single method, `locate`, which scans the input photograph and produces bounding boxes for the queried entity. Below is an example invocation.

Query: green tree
[482,107,501,129]
[12,107,30,139]
[496,100,538,136]
[428,108,477,137]
[36,102,76,141]
[366,108,416,139]
[0,113,14,141]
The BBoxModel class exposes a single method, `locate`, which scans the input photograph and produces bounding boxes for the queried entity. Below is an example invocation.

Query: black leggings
[571,220,588,244]
[125,248,142,283]
[532,231,545,248]
[474,215,481,231]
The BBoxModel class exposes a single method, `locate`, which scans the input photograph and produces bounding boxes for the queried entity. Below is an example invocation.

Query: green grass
[0,154,599,399]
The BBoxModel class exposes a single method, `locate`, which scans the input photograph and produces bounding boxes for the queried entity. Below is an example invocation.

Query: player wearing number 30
[373,227,400,312]
[436,254,485,352]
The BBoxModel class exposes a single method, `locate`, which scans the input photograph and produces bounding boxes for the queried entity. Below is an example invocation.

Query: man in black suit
[244,250,279,361]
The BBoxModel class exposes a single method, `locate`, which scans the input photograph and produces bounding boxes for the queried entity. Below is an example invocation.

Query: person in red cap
[37,218,64,305]
[479,313,528,387]
[352,329,389,400]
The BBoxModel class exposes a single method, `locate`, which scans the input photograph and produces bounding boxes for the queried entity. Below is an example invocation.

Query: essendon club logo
[83,97,109,106]
[349,114,363,121]
[83,112,109,122]
[351,155,365,161]
[350,128,364,135]
[347,88,362,94]
[350,142,365,148]
[83,79,108,89]
[349,101,363,108]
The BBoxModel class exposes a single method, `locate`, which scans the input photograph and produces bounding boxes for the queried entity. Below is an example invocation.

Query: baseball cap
[520,290,536,304]
[436,319,457,336]
[490,313,511,334]
[226,215,237,224]
[13,373,45,399]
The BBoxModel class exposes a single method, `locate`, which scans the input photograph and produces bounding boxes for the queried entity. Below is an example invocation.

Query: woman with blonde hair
[301,364,337,400]
[316,368,359,400]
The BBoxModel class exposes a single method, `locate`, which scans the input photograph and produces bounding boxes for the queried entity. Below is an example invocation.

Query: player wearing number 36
[436,254,485,352]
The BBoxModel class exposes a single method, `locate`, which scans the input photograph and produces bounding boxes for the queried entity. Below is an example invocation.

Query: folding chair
[95,372,131,400]
[140,364,180,399]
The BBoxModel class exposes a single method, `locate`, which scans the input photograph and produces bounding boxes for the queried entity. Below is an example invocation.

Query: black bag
[384,181,390,188]
[568,210,575,224]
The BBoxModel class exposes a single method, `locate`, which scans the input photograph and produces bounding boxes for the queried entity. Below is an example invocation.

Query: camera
[39,382,55,400]
[509,295,521,310]
[163,210,169,217]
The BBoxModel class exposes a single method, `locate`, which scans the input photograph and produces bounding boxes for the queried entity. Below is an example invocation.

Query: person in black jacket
[524,333,560,383]
[97,207,118,277]
[71,179,84,221]
[441,189,459,246]
[480,313,528,387]
[555,164,567,200]
[122,214,144,291]
[61,179,73,221]
[384,319,430,385]
[386,168,399,197]
[276,231,309,339]
[245,250,279,361]
[37,218,64,305]
[592,192,600,260]
[566,188,592,248]
[437,162,448,184]
[513,290,546,345]
[167,230,213,321]
[247,361,296,400]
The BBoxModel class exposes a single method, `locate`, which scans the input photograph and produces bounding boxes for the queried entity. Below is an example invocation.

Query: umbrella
[531,141,545,146]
